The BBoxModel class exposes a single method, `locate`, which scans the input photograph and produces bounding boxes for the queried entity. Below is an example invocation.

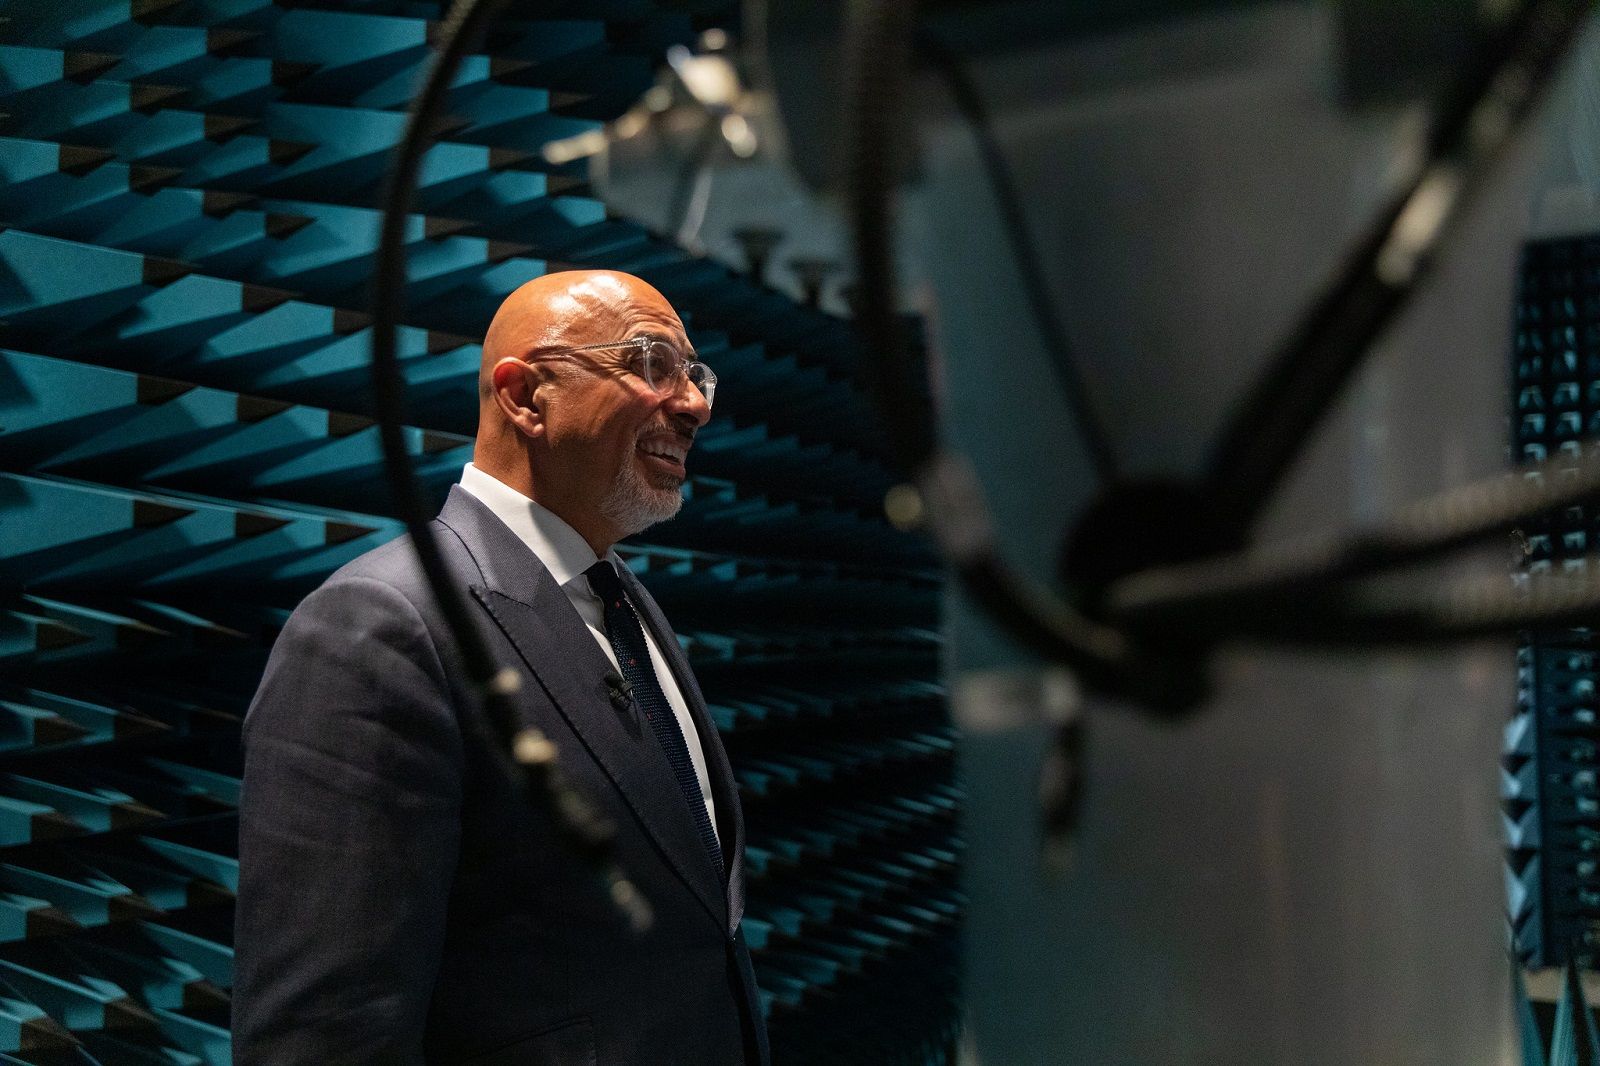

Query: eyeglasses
[529,335,717,409]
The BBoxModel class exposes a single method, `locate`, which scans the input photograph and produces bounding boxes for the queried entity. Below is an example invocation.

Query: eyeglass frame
[523,334,717,410]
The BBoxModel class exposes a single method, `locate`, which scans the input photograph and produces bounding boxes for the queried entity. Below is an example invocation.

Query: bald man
[234,272,768,1066]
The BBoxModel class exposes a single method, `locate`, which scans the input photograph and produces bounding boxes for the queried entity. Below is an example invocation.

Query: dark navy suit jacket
[234,485,768,1065]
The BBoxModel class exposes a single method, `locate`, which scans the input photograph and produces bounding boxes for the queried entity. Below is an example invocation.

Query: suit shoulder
[312,518,476,608]
[324,533,426,595]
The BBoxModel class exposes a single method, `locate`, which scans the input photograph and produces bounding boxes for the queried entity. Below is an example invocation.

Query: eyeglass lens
[638,340,716,408]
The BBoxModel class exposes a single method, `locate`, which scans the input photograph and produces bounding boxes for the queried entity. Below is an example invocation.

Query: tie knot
[586,559,625,604]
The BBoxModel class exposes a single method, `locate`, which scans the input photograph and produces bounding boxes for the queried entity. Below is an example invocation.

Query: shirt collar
[457,462,622,591]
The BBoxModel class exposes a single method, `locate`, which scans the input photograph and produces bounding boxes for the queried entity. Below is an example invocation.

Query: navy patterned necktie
[586,560,724,880]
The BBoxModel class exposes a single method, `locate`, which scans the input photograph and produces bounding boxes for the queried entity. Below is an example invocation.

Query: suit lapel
[435,487,729,933]
[618,565,746,935]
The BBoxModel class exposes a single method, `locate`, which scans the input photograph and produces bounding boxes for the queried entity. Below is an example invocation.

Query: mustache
[635,422,695,445]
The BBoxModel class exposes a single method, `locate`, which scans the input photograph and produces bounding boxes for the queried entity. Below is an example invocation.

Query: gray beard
[598,452,683,538]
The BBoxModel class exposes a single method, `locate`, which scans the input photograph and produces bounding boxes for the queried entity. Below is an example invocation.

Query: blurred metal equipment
[950,667,1084,876]
[832,0,1595,987]
[541,24,787,251]
[542,31,768,168]
[842,0,1595,714]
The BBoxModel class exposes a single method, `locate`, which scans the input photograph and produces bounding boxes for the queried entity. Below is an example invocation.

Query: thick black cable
[1199,0,1591,543]
[916,33,1121,486]
[1163,567,1600,648]
[912,452,1206,709]
[371,0,648,930]
[844,0,933,474]
[1108,443,1600,627]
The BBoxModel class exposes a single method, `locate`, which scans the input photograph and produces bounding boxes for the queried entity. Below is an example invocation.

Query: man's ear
[491,358,546,439]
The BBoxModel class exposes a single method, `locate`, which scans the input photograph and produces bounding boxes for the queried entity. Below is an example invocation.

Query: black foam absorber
[1508,234,1600,972]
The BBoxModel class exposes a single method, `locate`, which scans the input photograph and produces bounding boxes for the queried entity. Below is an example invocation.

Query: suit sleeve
[233,575,464,1065]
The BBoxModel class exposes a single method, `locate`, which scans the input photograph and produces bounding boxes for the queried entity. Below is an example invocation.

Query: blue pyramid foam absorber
[0,4,958,1062]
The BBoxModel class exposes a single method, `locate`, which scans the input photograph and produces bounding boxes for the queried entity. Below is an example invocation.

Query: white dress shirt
[457,462,719,845]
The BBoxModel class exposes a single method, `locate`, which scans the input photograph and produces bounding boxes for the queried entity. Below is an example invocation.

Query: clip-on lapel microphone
[604,671,633,712]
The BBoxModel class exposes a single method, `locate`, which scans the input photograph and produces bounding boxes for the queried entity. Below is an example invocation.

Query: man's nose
[664,375,712,428]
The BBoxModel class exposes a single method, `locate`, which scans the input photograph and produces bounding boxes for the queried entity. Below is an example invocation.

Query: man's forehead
[543,272,682,336]
[482,271,687,365]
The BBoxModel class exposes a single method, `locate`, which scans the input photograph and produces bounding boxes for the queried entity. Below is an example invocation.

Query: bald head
[479,270,677,401]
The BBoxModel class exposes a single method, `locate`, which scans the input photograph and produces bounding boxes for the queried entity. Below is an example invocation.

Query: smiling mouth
[637,437,689,478]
